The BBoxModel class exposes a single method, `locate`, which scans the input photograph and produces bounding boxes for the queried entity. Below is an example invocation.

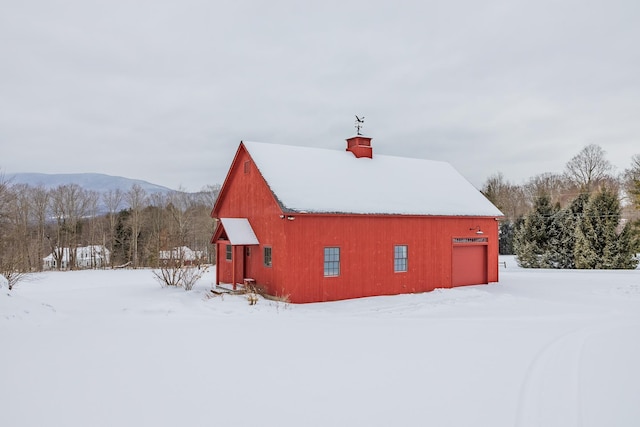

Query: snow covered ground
[1,257,639,427]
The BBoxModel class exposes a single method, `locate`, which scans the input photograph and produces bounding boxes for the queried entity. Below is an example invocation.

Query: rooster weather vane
[355,115,365,135]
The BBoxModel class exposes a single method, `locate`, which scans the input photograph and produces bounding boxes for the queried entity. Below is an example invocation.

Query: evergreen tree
[574,188,637,269]
[547,208,573,268]
[113,209,132,266]
[630,219,640,255]
[499,220,516,255]
[549,193,590,268]
[574,218,599,268]
[613,223,639,269]
[514,194,557,267]
[632,178,640,207]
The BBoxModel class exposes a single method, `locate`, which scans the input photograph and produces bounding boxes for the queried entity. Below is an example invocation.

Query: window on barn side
[324,247,340,277]
[225,245,232,261]
[264,246,272,267]
[394,245,408,272]
[453,237,488,243]
[244,160,251,174]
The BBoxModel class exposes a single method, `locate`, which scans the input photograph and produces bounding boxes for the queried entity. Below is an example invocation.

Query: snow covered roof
[242,141,503,217]
[219,218,260,245]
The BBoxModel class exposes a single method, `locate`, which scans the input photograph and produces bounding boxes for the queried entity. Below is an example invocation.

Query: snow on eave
[284,210,503,218]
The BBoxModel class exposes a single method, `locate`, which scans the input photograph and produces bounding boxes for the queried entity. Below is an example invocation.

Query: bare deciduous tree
[193,184,221,209]
[103,189,124,267]
[0,180,31,289]
[564,144,614,192]
[146,192,168,267]
[167,188,192,247]
[1,253,29,290]
[188,185,219,263]
[28,185,49,271]
[0,171,220,272]
[84,190,101,268]
[481,172,529,221]
[48,184,93,270]
[629,154,640,176]
[125,184,147,268]
[524,172,573,208]
[622,154,640,205]
[11,184,33,270]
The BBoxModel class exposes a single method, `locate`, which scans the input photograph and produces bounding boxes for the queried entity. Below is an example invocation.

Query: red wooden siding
[212,146,283,290]
[211,143,501,303]
[267,215,498,302]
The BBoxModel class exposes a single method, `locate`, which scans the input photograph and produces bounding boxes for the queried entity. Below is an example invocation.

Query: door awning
[212,218,260,245]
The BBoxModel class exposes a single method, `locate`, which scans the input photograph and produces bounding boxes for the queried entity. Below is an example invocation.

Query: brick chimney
[346,135,373,158]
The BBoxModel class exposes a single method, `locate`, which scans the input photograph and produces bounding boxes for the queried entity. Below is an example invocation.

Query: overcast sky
[1,0,639,191]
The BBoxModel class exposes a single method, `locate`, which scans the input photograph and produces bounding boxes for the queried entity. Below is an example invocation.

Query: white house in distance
[43,245,111,270]
[158,246,204,266]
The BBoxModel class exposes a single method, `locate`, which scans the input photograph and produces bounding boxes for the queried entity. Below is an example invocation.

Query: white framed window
[394,245,408,272]
[324,247,340,277]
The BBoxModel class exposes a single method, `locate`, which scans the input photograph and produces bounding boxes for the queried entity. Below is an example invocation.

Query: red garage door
[452,244,488,287]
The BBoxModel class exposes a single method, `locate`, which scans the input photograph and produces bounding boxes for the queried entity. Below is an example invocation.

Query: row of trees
[514,190,637,269]
[2,143,638,281]
[483,144,640,269]
[0,178,220,278]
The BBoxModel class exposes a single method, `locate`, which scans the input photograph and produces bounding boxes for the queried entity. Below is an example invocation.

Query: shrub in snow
[0,265,29,291]
[153,264,208,291]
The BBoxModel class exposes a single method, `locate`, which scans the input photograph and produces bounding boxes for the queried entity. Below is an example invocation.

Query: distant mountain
[6,173,175,195]
[5,173,177,214]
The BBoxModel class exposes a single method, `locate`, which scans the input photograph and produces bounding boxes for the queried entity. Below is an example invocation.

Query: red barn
[211,135,503,303]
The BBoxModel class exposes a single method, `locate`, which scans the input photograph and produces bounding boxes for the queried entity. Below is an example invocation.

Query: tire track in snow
[515,324,593,427]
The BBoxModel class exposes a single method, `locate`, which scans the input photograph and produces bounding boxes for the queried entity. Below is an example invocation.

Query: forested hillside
[0,176,219,275]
